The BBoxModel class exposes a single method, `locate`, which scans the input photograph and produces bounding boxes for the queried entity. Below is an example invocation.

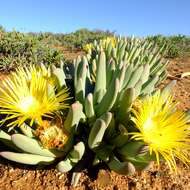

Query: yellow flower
[101,37,116,48]
[0,65,70,127]
[83,43,93,53]
[131,92,190,171]
[83,37,116,53]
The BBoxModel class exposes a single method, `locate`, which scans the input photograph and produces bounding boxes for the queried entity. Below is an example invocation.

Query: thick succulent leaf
[99,112,113,127]
[134,79,143,98]
[0,151,55,165]
[112,48,117,58]
[74,56,81,88]
[11,134,65,157]
[126,65,144,88]
[52,67,66,87]
[75,56,88,103]
[75,56,87,93]
[127,46,138,62]
[141,75,159,95]
[122,64,134,89]
[118,65,127,90]
[64,101,86,132]
[104,116,116,140]
[141,64,150,83]
[76,59,84,81]
[88,119,107,149]
[94,51,106,103]
[106,59,116,85]
[96,89,107,103]
[85,93,95,119]
[57,158,73,173]
[118,43,126,61]
[108,156,136,175]
[117,88,135,125]
[110,124,128,147]
[125,157,150,171]
[106,41,113,58]
[118,141,148,158]
[0,130,16,149]
[69,142,85,163]
[151,62,166,76]
[57,141,85,173]
[75,78,85,103]
[95,144,114,162]
[96,79,120,117]
[158,70,167,83]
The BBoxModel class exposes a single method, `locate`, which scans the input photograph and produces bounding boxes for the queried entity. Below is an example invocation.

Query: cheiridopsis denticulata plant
[74,37,190,175]
[0,36,190,187]
[0,64,86,183]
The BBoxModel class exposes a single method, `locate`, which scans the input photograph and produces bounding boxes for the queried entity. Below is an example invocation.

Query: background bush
[147,34,190,58]
[0,29,64,71]
[0,26,189,72]
[32,28,115,49]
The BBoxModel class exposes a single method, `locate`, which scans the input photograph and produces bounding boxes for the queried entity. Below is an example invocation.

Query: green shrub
[37,28,115,49]
[147,34,190,58]
[0,30,64,71]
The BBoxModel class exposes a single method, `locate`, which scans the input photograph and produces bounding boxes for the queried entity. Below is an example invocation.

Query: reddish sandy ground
[0,55,190,190]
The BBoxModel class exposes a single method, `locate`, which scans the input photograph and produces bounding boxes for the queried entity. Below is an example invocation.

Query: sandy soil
[0,56,190,190]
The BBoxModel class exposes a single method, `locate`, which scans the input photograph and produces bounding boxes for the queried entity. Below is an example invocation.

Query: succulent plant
[0,103,85,187]
[83,37,116,54]
[85,36,166,63]
[0,36,190,187]
[0,64,86,184]
[70,37,172,175]
[88,81,190,174]
[74,38,189,176]
[74,40,168,126]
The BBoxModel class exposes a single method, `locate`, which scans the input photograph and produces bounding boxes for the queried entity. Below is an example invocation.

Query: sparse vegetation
[1,27,189,72]
[35,28,115,49]
[0,29,64,71]
[147,34,190,58]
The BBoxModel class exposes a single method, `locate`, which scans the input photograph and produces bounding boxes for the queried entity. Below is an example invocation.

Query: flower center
[35,120,69,149]
[143,117,164,146]
[18,96,40,114]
